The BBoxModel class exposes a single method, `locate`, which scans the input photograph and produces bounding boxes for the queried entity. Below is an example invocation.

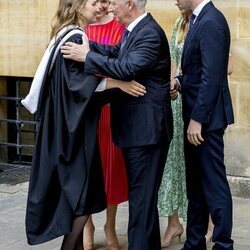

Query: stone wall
[0,0,58,77]
[0,0,249,196]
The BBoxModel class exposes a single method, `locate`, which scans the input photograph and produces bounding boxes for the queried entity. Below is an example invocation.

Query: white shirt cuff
[95,78,107,92]
[175,77,181,91]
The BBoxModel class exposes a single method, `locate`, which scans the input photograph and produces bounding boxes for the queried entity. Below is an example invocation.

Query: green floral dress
[158,17,188,219]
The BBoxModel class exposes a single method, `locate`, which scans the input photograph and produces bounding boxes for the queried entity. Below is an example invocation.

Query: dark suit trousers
[122,141,169,250]
[183,128,234,250]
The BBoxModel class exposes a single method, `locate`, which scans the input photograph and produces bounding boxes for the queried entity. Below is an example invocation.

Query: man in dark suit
[61,0,173,249]
[171,0,234,249]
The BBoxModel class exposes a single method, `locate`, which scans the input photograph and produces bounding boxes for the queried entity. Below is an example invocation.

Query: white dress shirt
[127,13,147,33]
[193,0,211,23]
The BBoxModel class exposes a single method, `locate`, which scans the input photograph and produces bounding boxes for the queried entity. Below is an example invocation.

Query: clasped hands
[170,78,180,100]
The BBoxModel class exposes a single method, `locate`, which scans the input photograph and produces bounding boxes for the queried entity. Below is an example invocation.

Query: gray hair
[136,0,147,9]
[121,0,147,9]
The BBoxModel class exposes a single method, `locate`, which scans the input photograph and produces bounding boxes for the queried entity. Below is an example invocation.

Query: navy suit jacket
[179,2,234,131]
[85,14,173,147]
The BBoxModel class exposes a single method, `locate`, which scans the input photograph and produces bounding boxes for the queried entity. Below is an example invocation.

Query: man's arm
[63,28,162,81]
[89,41,120,58]
[84,29,162,81]
[186,20,229,146]
[61,34,120,61]
[190,20,229,124]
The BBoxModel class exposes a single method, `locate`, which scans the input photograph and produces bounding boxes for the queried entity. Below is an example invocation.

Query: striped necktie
[120,29,130,53]
[188,14,196,34]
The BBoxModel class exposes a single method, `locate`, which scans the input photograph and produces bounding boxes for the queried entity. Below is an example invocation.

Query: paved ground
[0,182,249,250]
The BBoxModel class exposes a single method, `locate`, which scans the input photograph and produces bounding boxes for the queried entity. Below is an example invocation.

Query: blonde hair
[50,0,86,40]
[177,14,189,44]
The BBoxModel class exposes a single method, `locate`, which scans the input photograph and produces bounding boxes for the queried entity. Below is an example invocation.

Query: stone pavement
[0,182,249,250]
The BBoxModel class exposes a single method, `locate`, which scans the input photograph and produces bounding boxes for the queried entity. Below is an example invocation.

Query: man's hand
[61,34,89,62]
[187,119,204,146]
[170,78,180,100]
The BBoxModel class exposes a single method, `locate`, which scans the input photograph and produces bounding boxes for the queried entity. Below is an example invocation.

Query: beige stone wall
[0,0,249,194]
[0,0,58,77]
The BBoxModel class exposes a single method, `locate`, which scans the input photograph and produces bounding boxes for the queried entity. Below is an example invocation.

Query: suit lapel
[119,13,153,58]
[182,2,214,57]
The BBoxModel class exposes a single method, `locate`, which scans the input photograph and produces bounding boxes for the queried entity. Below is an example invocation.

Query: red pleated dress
[85,18,128,205]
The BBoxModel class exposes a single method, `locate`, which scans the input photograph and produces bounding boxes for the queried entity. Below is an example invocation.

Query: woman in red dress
[84,1,128,249]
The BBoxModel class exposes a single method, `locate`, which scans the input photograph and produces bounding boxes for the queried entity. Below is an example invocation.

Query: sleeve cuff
[95,78,107,92]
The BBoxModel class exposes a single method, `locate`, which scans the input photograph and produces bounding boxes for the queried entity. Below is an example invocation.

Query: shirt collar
[193,0,211,20]
[127,13,147,33]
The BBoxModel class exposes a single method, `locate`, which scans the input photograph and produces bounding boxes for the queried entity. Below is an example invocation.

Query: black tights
[61,215,88,250]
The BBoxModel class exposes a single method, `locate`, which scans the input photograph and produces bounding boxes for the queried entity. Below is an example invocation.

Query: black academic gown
[25,33,107,245]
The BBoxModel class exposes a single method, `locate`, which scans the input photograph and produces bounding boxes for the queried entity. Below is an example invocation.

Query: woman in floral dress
[158,10,191,248]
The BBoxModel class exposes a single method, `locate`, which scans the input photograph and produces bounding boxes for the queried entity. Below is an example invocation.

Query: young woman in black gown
[24,1,145,249]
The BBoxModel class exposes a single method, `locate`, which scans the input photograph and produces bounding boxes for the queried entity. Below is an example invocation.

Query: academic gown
[25,33,107,245]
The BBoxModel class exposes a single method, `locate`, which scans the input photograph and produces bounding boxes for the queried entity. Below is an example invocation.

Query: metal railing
[0,77,36,169]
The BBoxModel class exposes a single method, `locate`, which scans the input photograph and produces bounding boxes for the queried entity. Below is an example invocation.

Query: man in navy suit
[61,0,173,249]
[171,0,234,249]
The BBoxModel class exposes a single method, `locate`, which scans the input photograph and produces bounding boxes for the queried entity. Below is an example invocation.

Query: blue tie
[188,14,196,34]
[120,29,130,52]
